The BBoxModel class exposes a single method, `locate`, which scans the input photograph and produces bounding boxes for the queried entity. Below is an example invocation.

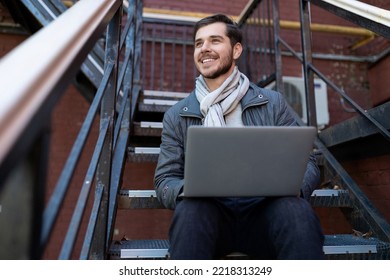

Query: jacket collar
[179,83,269,118]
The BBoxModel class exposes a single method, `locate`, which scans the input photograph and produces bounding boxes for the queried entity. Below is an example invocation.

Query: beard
[199,52,234,79]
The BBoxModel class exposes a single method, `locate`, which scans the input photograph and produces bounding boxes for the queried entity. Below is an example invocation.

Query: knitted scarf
[195,66,250,127]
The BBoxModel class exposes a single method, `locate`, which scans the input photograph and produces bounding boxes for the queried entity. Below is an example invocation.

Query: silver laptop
[182,126,317,197]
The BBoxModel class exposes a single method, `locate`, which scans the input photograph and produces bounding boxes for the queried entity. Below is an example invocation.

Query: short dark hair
[193,14,242,47]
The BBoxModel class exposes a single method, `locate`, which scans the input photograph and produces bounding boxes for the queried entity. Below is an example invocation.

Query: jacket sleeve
[301,152,321,200]
[154,109,185,209]
[274,91,321,200]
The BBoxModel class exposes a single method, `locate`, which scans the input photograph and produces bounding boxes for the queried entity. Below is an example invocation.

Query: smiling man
[193,20,242,88]
[154,14,325,260]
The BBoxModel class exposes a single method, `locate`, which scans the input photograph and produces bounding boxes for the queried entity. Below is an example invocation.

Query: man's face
[193,22,241,81]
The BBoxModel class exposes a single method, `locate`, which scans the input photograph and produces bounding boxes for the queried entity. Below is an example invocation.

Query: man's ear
[233,42,243,60]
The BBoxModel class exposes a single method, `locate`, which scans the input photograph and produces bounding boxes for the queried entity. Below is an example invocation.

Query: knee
[172,198,221,226]
[267,197,322,230]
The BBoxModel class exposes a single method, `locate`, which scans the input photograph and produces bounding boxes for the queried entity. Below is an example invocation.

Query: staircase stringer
[315,138,390,242]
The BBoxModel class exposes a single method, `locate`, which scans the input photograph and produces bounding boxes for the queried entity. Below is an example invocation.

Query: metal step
[118,189,353,210]
[118,190,163,209]
[324,234,390,259]
[309,189,353,207]
[127,147,160,162]
[110,239,169,259]
[108,234,390,259]
[138,90,188,113]
[143,90,189,99]
[138,102,172,113]
[133,121,163,137]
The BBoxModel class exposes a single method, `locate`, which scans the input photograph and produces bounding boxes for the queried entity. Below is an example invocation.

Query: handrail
[0,0,120,168]
[311,0,390,39]
[320,0,390,26]
[0,0,124,259]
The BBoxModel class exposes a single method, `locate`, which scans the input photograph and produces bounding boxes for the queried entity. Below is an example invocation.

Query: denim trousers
[168,196,325,259]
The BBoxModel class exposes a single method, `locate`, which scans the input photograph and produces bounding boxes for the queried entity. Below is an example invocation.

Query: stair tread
[118,189,353,209]
[309,189,353,207]
[138,102,171,113]
[109,234,390,259]
[143,90,189,99]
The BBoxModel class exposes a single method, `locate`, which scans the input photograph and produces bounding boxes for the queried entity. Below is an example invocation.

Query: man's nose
[200,41,211,52]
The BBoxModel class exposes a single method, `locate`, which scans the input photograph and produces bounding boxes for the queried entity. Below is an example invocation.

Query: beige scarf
[195,66,250,127]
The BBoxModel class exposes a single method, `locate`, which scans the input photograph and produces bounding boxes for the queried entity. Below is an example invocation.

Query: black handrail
[0,0,136,259]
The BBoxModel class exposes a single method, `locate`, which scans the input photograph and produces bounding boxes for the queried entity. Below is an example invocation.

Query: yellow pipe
[350,34,376,50]
[62,1,74,8]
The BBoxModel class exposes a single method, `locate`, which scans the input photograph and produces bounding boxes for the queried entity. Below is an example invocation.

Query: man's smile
[202,58,216,64]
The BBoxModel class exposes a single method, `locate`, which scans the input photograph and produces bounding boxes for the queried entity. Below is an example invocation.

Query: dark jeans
[169,196,325,259]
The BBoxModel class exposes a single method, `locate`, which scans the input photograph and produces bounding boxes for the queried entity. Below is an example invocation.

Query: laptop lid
[182,126,316,197]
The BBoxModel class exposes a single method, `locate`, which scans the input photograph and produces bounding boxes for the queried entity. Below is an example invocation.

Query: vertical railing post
[272,0,283,92]
[89,5,122,260]
[106,0,139,248]
[131,0,143,119]
[299,0,317,127]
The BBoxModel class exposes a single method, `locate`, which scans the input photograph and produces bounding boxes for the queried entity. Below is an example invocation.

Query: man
[154,14,325,259]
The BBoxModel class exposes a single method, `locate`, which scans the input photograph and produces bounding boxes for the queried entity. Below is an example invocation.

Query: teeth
[202,58,215,63]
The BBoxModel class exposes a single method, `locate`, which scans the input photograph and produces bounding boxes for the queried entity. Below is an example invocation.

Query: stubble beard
[199,52,234,79]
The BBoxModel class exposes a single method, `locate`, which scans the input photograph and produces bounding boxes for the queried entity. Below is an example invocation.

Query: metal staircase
[107,88,390,260]
[107,0,390,260]
[1,0,390,260]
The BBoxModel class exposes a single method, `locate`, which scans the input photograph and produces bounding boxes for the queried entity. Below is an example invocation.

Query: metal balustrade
[1,0,390,260]
[0,0,142,259]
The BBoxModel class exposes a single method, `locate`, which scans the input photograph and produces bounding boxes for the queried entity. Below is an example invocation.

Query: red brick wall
[369,56,390,106]
[342,155,390,223]
[144,0,248,16]
[43,85,100,259]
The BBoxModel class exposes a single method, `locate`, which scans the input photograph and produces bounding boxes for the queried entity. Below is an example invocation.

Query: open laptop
[182,126,317,197]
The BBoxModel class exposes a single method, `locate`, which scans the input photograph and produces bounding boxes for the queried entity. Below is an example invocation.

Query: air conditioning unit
[266,76,329,129]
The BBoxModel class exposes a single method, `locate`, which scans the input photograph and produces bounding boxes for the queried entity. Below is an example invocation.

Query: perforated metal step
[309,189,353,207]
[138,90,188,113]
[118,189,352,209]
[133,122,163,137]
[143,90,189,99]
[127,147,160,162]
[118,190,163,209]
[324,234,390,259]
[110,239,169,259]
[109,234,390,260]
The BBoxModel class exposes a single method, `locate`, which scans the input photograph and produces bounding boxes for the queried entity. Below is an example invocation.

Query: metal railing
[237,0,278,87]
[141,17,197,92]
[0,0,142,259]
[1,0,389,260]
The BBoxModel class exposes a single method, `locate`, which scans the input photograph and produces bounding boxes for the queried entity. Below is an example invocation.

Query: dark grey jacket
[154,83,320,209]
